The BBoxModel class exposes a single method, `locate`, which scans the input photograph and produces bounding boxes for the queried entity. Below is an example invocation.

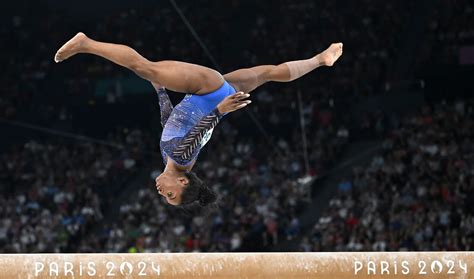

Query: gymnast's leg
[224,43,343,93]
[54,32,224,94]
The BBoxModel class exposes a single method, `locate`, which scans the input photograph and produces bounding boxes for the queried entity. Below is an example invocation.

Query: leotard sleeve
[168,108,223,165]
[156,87,173,128]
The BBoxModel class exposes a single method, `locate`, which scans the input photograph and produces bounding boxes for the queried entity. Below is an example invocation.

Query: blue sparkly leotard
[157,81,236,167]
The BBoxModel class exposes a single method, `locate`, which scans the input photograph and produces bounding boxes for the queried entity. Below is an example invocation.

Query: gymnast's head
[155,171,217,209]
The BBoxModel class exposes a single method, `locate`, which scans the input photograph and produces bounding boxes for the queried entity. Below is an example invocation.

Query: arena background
[1,0,473,256]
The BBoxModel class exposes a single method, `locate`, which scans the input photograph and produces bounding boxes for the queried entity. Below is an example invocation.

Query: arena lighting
[0,252,473,278]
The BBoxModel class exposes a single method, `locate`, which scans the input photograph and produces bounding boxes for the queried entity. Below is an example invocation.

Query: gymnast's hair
[178,171,218,215]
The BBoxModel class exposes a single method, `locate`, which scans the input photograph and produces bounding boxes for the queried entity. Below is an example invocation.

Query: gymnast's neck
[164,157,195,174]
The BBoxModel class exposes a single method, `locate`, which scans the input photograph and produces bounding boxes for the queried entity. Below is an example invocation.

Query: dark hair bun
[198,186,217,206]
[180,172,218,212]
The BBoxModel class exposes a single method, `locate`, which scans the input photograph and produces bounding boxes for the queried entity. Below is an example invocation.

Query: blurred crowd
[300,100,474,251]
[0,114,345,253]
[419,0,474,66]
[95,118,347,252]
[0,129,149,252]
[1,0,415,121]
[1,0,472,253]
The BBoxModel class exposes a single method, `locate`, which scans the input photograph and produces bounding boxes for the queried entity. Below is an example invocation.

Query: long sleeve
[169,108,223,165]
[157,87,173,127]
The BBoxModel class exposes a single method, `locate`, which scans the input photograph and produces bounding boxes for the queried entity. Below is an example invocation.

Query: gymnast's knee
[267,65,291,82]
[130,59,155,80]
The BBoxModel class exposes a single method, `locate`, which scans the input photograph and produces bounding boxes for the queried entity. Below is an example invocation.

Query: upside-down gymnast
[54,32,343,210]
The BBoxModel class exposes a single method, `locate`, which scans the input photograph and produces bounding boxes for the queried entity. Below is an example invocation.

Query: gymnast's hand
[217,92,251,114]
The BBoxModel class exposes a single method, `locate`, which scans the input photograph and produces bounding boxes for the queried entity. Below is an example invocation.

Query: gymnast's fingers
[235,93,250,101]
[234,100,251,110]
[235,98,252,105]
[229,92,245,99]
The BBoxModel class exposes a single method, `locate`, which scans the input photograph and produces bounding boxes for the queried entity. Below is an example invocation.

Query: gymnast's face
[155,173,189,205]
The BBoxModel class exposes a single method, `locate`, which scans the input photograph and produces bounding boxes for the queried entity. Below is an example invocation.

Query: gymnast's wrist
[215,107,224,116]
[215,106,225,116]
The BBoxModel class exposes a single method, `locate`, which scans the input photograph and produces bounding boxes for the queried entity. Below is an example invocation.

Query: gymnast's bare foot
[54,32,88,63]
[318,43,343,67]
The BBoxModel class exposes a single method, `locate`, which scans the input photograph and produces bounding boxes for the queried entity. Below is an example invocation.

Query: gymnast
[54,32,343,210]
